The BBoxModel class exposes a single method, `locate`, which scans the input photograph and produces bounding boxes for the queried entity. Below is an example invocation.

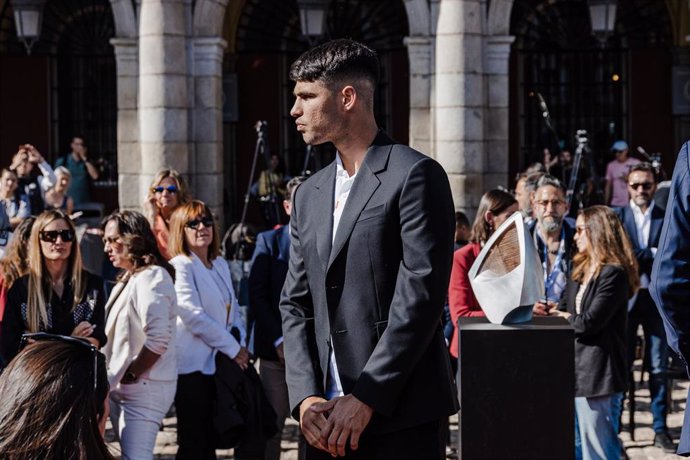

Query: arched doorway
[222,0,410,229]
[509,0,673,183]
[0,0,117,206]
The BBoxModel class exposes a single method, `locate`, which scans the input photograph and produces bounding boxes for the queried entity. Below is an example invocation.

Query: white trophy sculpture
[468,211,544,324]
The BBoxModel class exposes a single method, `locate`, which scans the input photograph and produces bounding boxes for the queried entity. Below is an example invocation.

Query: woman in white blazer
[101,210,177,460]
[168,200,248,459]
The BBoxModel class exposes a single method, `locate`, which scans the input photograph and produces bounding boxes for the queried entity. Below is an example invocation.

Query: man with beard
[530,175,576,316]
[616,162,676,452]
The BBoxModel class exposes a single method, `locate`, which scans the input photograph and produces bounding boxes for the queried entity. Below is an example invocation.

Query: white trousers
[109,378,176,460]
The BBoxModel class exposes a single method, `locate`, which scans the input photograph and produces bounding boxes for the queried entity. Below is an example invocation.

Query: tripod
[566,130,601,211]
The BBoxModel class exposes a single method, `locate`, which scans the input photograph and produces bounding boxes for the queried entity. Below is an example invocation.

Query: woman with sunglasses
[0,334,113,459]
[168,200,248,458]
[448,189,518,360]
[1,209,106,363]
[550,205,638,459]
[101,210,177,459]
[144,169,192,260]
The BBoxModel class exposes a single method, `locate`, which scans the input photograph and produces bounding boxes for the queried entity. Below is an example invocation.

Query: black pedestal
[457,316,574,460]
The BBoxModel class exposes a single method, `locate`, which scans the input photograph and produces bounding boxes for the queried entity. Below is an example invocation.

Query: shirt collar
[335,153,356,179]
[629,199,654,217]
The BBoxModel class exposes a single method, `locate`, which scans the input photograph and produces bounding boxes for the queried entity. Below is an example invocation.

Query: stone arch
[403,0,431,36]
[194,0,230,37]
[487,0,514,36]
[109,0,138,38]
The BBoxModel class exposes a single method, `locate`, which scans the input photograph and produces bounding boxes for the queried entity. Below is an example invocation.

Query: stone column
[192,37,226,219]
[138,0,189,204]
[434,0,486,214]
[485,35,515,190]
[405,36,433,155]
[111,38,140,210]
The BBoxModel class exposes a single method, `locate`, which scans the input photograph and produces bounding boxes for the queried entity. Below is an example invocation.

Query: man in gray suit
[280,39,458,459]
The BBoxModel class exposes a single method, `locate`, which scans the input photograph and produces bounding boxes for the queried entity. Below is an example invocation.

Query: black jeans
[175,372,217,460]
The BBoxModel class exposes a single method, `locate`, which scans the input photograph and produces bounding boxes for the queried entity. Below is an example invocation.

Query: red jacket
[448,242,485,358]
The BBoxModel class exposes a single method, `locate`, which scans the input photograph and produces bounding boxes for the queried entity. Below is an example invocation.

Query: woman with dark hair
[143,169,192,260]
[0,337,113,459]
[551,205,638,459]
[447,189,519,359]
[169,200,248,458]
[101,210,177,459]
[1,209,106,363]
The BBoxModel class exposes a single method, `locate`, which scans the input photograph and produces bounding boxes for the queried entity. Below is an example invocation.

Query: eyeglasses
[39,229,75,243]
[185,217,214,230]
[536,199,565,208]
[19,332,98,390]
[628,182,654,191]
[152,185,178,194]
[575,225,589,235]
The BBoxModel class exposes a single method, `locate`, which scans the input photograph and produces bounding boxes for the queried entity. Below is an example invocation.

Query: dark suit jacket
[650,141,690,454]
[249,225,290,361]
[615,204,663,280]
[563,264,628,398]
[280,131,458,435]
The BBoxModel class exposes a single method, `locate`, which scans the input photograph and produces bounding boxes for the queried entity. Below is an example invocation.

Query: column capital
[193,37,227,76]
[485,35,515,75]
[404,36,433,75]
[110,38,139,58]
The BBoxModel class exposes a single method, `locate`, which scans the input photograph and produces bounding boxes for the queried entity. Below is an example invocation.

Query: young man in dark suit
[621,163,675,452]
[250,176,306,460]
[280,39,458,459]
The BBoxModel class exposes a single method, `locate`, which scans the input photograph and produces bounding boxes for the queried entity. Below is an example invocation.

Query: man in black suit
[250,176,306,460]
[616,162,676,452]
[280,39,458,459]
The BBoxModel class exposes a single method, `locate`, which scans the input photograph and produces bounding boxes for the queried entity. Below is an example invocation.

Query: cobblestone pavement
[106,369,689,459]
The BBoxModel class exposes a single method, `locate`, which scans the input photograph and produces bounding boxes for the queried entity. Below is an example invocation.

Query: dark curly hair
[102,210,174,280]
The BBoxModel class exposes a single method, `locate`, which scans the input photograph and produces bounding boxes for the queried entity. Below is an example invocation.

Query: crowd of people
[447,154,677,459]
[0,37,684,460]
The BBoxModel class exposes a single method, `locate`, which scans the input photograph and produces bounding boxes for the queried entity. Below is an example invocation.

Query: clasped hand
[300,394,373,457]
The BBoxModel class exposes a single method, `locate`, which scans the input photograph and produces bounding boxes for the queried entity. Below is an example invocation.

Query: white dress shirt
[630,199,655,289]
[326,154,357,399]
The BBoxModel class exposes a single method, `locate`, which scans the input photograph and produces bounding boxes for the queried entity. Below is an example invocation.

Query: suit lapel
[313,163,336,272]
[104,279,132,335]
[623,207,640,250]
[327,133,392,270]
[649,205,663,247]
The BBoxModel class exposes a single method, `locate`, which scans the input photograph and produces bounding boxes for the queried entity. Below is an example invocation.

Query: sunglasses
[152,185,178,194]
[628,182,654,191]
[185,217,214,230]
[39,229,75,243]
[19,332,98,390]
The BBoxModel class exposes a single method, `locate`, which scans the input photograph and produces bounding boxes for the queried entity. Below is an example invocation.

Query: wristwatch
[124,370,137,382]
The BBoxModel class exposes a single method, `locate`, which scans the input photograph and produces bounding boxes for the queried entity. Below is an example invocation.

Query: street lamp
[10,0,46,55]
[296,0,330,45]
[588,0,617,46]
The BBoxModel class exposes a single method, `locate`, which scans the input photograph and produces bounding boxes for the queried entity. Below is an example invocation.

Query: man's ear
[342,86,357,111]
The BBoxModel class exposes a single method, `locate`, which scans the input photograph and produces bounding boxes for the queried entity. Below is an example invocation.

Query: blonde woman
[143,169,191,260]
[551,205,639,460]
[102,210,177,459]
[169,200,247,458]
[1,209,106,363]
[44,166,74,215]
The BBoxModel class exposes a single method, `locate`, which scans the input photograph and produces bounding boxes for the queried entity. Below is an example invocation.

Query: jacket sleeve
[650,142,690,365]
[1,280,26,363]
[351,157,455,417]
[279,184,322,418]
[36,161,57,192]
[569,266,628,337]
[249,232,283,348]
[171,257,242,359]
[449,247,486,319]
[134,268,176,357]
